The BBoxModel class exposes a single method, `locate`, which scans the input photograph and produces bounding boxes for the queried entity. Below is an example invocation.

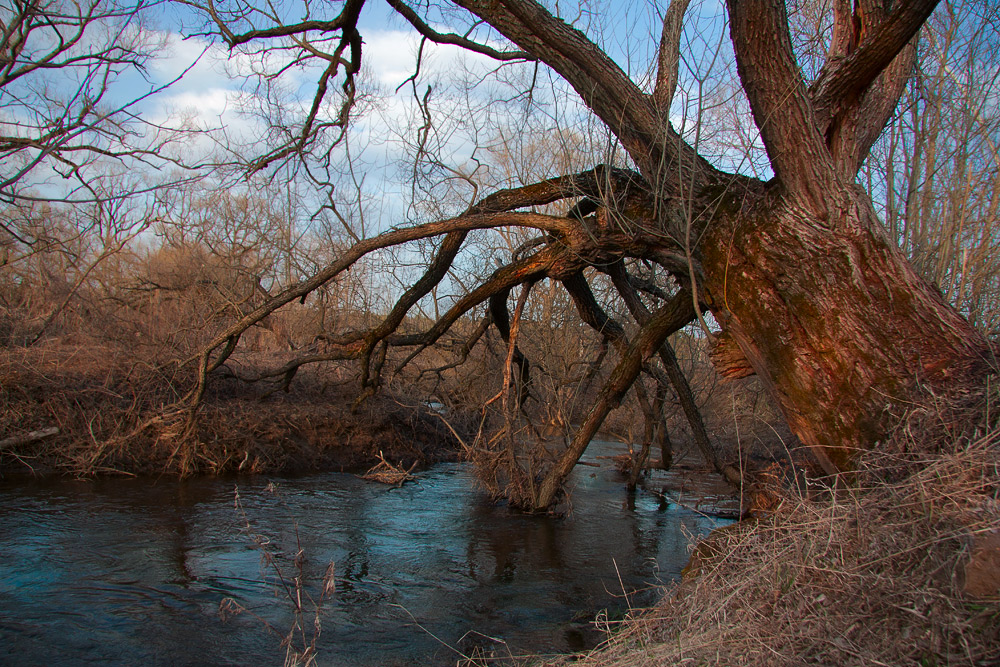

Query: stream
[0,443,737,666]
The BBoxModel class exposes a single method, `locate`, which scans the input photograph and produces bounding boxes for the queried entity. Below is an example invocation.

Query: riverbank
[0,341,465,478]
[548,389,1000,666]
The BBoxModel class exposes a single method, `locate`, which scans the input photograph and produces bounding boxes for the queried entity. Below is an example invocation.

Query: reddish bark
[700,183,992,473]
[189,0,996,508]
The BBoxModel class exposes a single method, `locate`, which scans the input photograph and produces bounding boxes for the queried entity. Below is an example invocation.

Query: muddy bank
[0,342,467,478]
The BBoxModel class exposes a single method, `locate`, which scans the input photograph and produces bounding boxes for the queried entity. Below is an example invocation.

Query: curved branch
[452,0,718,187]
[386,0,535,62]
[534,293,697,509]
[231,246,564,391]
[201,0,367,48]
[810,0,938,132]
[195,210,576,371]
[359,230,468,387]
[470,164,649,215]
[416,313,492,379]
[606,261,731,480]
[653,0,692,113]
[391,244,567,373]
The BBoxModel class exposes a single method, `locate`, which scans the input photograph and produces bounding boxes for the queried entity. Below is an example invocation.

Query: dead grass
[360,451,418,486]
[0,339,464,477]
[548,386,1000,666]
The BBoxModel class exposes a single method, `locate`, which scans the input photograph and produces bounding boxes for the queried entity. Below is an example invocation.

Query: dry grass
[549,387,1000,666]
[0,339,464,477]
[360,451,418,486]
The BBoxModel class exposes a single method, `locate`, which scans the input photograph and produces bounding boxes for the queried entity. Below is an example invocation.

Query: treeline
[0,0,997,480]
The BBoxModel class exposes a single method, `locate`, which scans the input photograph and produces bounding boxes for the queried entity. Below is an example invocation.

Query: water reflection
[0,446,734,666]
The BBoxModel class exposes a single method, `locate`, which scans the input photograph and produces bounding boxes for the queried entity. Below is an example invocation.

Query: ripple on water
[0,449,735,666]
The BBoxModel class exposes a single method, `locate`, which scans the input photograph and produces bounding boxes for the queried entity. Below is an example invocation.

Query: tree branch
[386,0,535,62]
[652,0,691,114]
[810,0,939,132]
[726,0,835,211]
[452,0,717,187]
[535,291,696,508]
[201,0,367,47]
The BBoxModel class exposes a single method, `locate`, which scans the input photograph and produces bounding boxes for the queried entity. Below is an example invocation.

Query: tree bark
[700,182,993,473]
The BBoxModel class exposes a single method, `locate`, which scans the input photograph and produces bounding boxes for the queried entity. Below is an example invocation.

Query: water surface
[0,444,735,665]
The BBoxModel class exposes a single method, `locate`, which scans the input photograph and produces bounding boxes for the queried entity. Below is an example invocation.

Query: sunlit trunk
[700,183,993,473]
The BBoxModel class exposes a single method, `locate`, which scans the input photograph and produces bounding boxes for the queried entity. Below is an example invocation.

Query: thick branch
[561,271,686,413]
[560,272,627,344]
[535,294,696,509]
[605,262,729,478]
[810,0,939,133]
[451,0,717,187]
[814,2,925,176]
[726,0,835,210]
[652,0,691,113]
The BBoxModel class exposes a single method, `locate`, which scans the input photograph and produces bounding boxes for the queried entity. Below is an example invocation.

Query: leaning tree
[183,0,994,509]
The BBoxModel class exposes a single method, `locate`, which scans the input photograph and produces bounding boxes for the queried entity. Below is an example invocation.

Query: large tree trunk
[189,0,997,509]
[453,0,995,492]
[700,181,993,473]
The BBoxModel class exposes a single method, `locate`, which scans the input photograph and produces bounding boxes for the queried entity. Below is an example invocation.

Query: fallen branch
[0,427,60,451]
[359,451,417,487]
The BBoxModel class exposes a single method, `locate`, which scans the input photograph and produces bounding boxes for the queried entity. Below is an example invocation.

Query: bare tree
[866,0,1000,335]
[0,0,208,203]
[181,0,994,509]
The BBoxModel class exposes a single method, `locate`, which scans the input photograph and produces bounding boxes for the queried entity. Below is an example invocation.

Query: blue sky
[2,0,766,228]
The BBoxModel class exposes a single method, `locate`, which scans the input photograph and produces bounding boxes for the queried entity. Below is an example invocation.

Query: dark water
[0,444,736,666]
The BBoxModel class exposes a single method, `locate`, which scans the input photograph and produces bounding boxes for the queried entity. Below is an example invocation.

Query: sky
[1,0,766,236]
[121,0,767,229]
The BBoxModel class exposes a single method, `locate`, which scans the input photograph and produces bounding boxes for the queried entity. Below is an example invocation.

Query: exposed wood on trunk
[708,330,756,380]
[701,186,993,474]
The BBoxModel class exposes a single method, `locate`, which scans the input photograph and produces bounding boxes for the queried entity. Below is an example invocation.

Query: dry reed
[549,386,1000,666]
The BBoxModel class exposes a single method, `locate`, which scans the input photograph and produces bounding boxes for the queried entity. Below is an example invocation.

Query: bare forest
[2,0,999,661]
[0,0,1000,496]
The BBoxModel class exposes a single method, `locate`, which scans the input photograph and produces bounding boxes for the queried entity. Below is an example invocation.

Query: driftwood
[360,451,417,487]
[0,427,59,451]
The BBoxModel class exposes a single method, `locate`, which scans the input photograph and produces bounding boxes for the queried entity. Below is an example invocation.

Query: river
[0,443,736,666]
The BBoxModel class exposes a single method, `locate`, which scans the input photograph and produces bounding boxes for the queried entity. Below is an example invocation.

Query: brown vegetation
[0,339,462,477]
[1,1,999,662]
[549,388,1000,666]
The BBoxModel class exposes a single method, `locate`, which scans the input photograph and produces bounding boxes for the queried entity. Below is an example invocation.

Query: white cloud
[363,29,424,89]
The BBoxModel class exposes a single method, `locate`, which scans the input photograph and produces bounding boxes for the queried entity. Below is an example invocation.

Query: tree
[0,0,221,346]
[184,0,994,509]
[0,0,206,203]
[866,0,1000,335]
